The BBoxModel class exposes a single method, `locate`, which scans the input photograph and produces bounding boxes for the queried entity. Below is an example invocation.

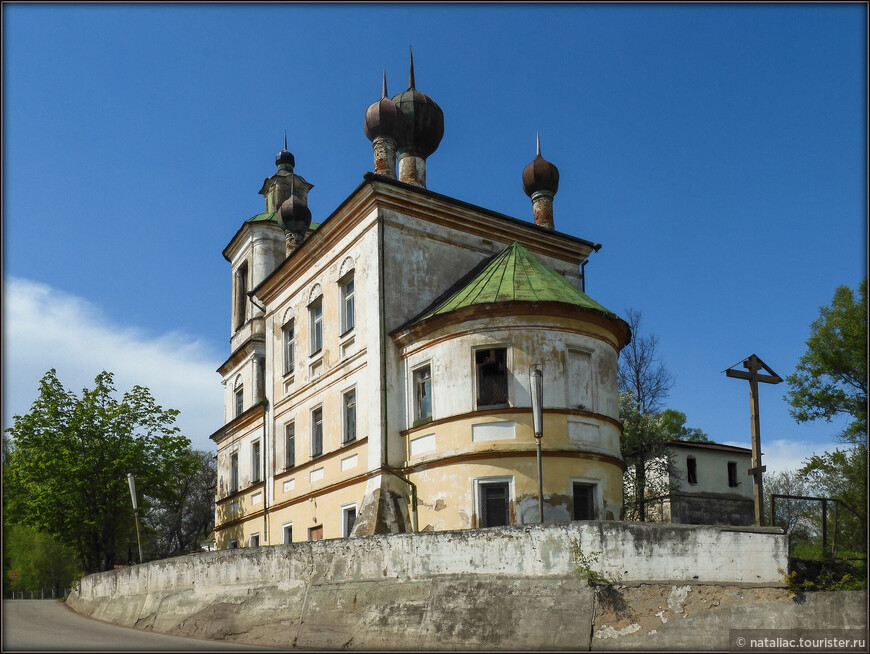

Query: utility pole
[724,354,782,526]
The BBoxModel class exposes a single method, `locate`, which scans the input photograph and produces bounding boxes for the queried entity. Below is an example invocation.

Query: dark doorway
[573,483,595,520]
[479,482,510,527]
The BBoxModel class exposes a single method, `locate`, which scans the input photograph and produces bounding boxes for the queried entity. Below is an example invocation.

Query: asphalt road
[1,600,287,652]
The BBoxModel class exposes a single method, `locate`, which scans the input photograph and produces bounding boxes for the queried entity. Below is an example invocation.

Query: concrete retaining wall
[67,522,791,650]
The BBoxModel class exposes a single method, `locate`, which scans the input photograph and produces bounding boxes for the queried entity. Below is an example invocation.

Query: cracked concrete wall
[66,522,788,650]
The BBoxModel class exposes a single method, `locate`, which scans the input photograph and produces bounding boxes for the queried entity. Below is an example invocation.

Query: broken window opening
[476,347,509,408]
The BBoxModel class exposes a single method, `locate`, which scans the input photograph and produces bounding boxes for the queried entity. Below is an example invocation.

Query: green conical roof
[419,241,618,322]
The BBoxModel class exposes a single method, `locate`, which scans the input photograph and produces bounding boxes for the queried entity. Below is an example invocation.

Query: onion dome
[391,48,444,158]
[364,71,399,142]
[276,131,295,170]
[522,133,560,197]
[277,193,311,237]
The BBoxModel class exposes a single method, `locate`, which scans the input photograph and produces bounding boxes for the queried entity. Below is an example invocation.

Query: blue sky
[3,3,866,473]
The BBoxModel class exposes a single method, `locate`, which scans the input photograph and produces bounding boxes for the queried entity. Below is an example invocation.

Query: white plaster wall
[670,447,754,499]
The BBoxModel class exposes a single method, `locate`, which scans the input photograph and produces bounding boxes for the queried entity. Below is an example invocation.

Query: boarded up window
[309,525,323,541]
[568,349,593,411]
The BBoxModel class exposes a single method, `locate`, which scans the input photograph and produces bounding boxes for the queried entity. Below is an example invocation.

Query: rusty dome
[364,71,400,142]
[522,134,559,197]
[391,49,444,159]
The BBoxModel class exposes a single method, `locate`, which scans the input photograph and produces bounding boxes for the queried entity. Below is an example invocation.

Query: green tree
[787,278,867,553]
[4,369,193,573]
[786,278,867,444]
[619,309,675,521]
[657,409,711,443]
[2,524,81,595]
[145,449,216,558]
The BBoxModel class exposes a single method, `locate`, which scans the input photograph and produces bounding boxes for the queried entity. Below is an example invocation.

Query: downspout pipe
[378,212,418,533]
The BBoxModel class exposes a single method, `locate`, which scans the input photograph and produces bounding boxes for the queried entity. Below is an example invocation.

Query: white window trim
[408,361,434,428]
[249,532,260,547]
[472,344,512,410]
[472,475,515,528]
[339,271,355,337]
[310,405,324,458]
[569,477,603,520]
[309,298,324,356]
[282,320,296,377]
[342,386,357,444]
[284,421,296,470]
[251,439,261,484]
[340,502,358,538]
[282,522,293,545]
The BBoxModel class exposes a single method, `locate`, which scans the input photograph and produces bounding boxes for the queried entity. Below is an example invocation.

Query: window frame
[282,522,293,545]
[311,406,324,458]
[340,502,358,538]
[474,346,510,409]
[229,451,239,494]
[309,298,323,356]
[234,386,244,417]
[251,439,261,484]
[727,461,738,487]
[235,263,248,331]
[339,272,355,336]
[687,456,698,485]
[342,388,357,444]
[472,476,514,528]
[285,422,296,470]
[571,480,599,521]
[282,320,295,376]
[412,364,433,426]
[249,533,260,548]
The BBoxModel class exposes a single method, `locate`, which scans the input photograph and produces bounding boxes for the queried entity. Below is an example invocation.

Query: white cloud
[722,437,839,476]
[3,277,223,452]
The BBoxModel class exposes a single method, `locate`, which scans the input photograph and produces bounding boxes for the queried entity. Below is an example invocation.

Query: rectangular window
[309,299,323,355]
[251,440,261,484]
[285,422,296,469]
[228,539,238,550]
[573,483,595,520]
[687,457,697,485]
[728,461,738,487]
[340,274,355,335]
[342,389,356,444]
[309,525,323,541]
[235,264,248,330]
[341,504,357,538]
[476,347,509,408]
[567,348,593,411]
[413,366,432,425]
[311,407,323,458]
[282,321,295,375]
[479,482,510,527]
[235,387,244,417]
[283,523,293,544]
[229,452,239,494]
[249,533,259,548]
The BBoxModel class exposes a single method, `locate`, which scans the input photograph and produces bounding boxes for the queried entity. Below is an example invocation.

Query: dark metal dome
[522,134,559,196]
[391,49,444,158]
[364,71,400,142]
[276,132,295,169]
[277,194,311,237]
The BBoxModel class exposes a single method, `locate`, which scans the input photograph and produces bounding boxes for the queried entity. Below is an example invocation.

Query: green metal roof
[418,241,618,321]
[244,212,320,231]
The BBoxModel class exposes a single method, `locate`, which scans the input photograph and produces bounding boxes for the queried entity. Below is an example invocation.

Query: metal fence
[3,588,74,600]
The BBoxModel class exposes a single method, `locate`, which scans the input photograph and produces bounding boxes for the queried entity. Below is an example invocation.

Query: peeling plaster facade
[210,69,632,550]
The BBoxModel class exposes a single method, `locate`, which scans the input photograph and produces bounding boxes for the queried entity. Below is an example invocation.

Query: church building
[209,56,631,548]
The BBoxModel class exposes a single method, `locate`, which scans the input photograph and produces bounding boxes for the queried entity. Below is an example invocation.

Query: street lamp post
[127,473,144,564]
[529,365,544,524]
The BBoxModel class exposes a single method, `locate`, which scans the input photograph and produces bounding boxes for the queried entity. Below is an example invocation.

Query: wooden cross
[724,354,783,526]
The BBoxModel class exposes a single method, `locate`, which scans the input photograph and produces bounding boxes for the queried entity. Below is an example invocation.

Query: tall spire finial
[284,130,288,152]
[382,69,388,98]
[408,45,415,89]
[536,132,541,157]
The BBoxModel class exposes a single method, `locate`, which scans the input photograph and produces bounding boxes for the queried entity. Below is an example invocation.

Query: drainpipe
[580,259,588,293]
[377,212,418,532]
